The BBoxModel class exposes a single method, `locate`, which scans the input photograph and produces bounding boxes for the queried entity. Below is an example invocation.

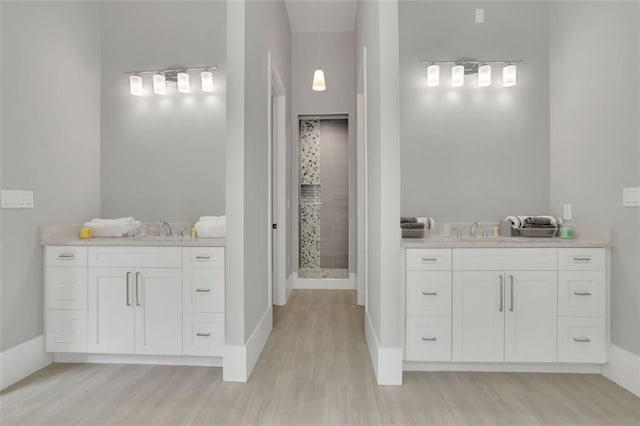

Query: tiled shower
[299,118,349,279]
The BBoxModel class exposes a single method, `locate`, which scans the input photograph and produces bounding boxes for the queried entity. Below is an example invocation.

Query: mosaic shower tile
[300,120,320,185]
[299,203,320,269]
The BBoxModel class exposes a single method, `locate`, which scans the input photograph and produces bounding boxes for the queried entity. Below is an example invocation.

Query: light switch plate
[563,204,572,220]
[623,187,640,207]
[1,190,34,209]
[475,8,485,23]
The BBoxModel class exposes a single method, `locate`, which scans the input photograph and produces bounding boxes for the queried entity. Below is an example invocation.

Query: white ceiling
[284,0,357,33]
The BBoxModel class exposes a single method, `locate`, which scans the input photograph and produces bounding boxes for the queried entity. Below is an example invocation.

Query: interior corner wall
[0,1,102,352]
[549,2,640,357]
[243,0,291,339]
[291,30,357,273]
[100,1,226,224]
[399,1,550,222]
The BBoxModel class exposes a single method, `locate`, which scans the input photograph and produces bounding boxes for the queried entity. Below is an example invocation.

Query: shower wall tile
[299,119,321,269]
[299,203,320,269]
[300,120,320,185]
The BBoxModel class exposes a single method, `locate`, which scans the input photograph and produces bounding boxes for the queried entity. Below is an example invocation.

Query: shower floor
[299,268,349,279]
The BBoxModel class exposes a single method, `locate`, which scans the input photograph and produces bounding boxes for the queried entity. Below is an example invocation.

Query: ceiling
[284,0,357,33]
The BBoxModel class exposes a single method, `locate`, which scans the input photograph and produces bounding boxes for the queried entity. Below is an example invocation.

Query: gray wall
[399,1,550,222]
[100,1,226,223]
[243,0,291,339]
[1,2,102,351]
[549,2,640,356]
[291,31,357,273]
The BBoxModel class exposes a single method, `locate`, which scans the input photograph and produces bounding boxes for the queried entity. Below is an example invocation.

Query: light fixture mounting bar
[420,60,522,65]
[124,66,217,75]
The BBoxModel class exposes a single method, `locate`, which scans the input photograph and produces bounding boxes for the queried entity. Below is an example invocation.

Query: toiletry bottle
[191,227,197,239]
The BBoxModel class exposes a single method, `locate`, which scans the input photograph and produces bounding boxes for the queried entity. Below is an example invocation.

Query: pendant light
[312,69,326,91]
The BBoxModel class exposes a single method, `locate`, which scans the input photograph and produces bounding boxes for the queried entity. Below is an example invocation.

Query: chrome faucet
[469,221,480,237]
[158,222,173,237]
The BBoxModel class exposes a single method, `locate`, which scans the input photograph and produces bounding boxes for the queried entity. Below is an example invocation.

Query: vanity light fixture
[177,71,190,94]
[426,64,440,87]
[129,75,143,96]
[312,69,327,91]
[420,60,522,88]
[124,66,217,96]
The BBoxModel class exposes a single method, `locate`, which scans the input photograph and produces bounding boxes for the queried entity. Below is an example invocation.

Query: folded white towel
[87,217,136,225]
[84,218,141,237]
[195,217,226,238]
[199,215,225,222]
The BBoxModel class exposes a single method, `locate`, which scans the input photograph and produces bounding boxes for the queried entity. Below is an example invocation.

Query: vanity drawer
[46,246,88,267]
[46,310,87,353]
[88,247,181,268]
[558,271,606,317]
[183,313,225,356]
[406,316,452,361]
[406,249,452,271]
[406,271,452,316]
[183,247,225,269]
[182,269,225,313]
[46,267,88,309]
[558,317,606,363]
[558,249,605,270]
[453,248,557,271]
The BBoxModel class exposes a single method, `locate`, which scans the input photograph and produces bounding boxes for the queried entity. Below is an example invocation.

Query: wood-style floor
[1,290,638,425]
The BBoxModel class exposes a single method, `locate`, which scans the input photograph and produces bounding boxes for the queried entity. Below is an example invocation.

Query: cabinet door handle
[196,288,211,293]
[197,333,211,337]
[499,275,504,312]
[421,291,437,296]
[57,253,76,259]
[196,256,211,260]
[573,337,591,343]
[573,257,592,262]
[126,272,131,306]
[509,275,514,312]
[421,257,437,262]
[135,272,141,306]
[421,337,437,341]
[573,291,592,296]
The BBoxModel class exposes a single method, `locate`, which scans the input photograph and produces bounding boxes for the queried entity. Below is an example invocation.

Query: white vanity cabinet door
[134,268,182,355]
[88,268,135,354]
[452,271,505,362]
[504,271,558,363]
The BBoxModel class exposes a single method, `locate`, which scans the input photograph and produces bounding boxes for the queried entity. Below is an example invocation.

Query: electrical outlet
[475,8,485,23]
[563,204,572,220]
[623,187,640,207]
[1,190,34,209]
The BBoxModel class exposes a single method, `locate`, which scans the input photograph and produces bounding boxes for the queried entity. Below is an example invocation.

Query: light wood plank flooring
[1,290,638,425]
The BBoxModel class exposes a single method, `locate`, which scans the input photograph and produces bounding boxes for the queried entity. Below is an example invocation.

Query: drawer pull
[57,253,76,259]
[499,275,504,313]
[421,258,438,262]
[196,332,211,337]
[195,256,211,260]
[573,291,592,296]
[421,337,437,341]
[195,288,211,293]
[573,337,591,343]
[573,257,592,262]
[421,291,438,296]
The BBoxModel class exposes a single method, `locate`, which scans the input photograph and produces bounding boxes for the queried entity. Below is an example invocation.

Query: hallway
[1,290,638,425]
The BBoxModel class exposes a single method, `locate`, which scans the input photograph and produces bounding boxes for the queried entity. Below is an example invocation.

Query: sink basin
[127,235,189,242]
[449,236,534,243]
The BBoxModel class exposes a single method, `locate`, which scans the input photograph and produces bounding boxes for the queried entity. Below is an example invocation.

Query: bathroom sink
[449,236,534,243]
[127,235,189,242]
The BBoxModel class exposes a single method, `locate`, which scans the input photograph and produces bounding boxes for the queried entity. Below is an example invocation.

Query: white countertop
[401,236,612,249]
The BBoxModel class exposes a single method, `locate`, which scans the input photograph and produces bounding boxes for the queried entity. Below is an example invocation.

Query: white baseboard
[404,362,601,374]
[602,344,640,397]
[223,307,273,383]
[0,334,52,390]
[364,310,403,386]
[53,353,222,367]
[294,273,356,290]
[286,273,294,303]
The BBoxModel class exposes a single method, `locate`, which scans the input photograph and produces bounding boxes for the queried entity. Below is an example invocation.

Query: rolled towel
[505,216,522,229]
[401,222,425,230]
[84,218,141,237]
[199,215,225,222]
[524,216,553,226]
[401,217,417,224]
[417,217,435,230]
[195,217,226,238]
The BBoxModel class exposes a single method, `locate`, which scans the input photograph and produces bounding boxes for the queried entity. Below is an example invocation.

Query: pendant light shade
[312,69,326,91]
[451,65,465,87]
[503,64,517,87]
[478,64,492,87]
[129,75,143,96]
[153,73,166,95]
[426,64,440,87]
[177,72,190,93]
[201,70,214,92]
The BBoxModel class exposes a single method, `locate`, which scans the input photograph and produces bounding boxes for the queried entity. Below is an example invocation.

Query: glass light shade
[129,75,143,96]
[177,72,190,93]
[426,64,440,87]
[503,64,517,87]
[478,65,491,87]
[451,65,465,87]
[312,69,326,91]
[153,73,166,95]
[201,70,214,92]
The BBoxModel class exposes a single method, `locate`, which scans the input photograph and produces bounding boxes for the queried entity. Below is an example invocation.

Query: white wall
[100,1,226,223]
[399,1,550,222]
[291,30,357,273]
[549,2,640,356]
[1,1,102,352]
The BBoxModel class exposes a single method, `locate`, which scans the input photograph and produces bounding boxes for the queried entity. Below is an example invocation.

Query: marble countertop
[401,236,612,249]
[40,224,225,247]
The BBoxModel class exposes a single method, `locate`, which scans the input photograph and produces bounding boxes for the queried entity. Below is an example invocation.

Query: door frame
[357,46,368,307]
[268,52,288,306]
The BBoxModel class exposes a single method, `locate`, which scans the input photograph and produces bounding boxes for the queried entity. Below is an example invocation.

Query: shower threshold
[299,268,348,279]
